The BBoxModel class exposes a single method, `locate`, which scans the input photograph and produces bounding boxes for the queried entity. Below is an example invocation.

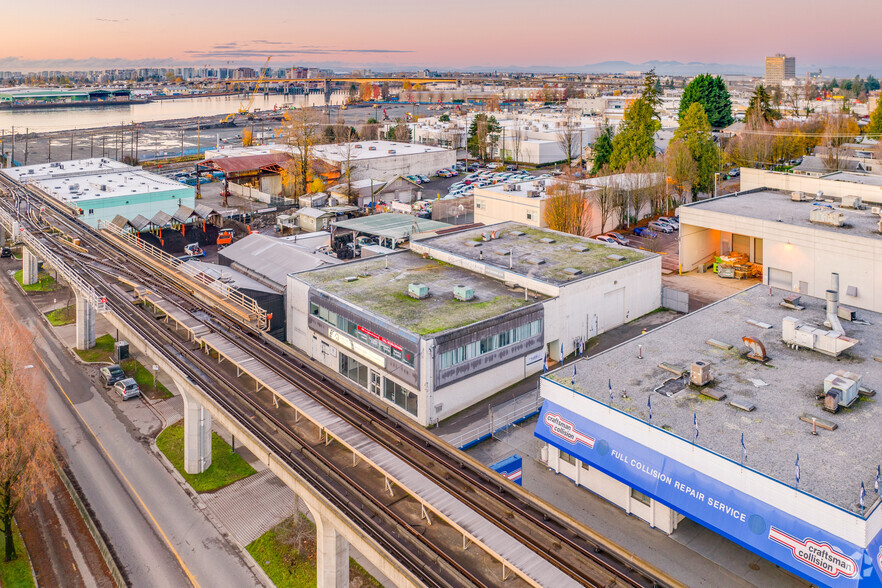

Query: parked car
[100,364,126,386]
[594,235,617,244]
[506,165,517,171]
[648,221,674,233]
[418,175,430,183]
[113,377,141,401]
[0,247,11,258]
[657,216,679,229]
[633,227,658,238]
[729,168,740,177]
[605,232,630,246]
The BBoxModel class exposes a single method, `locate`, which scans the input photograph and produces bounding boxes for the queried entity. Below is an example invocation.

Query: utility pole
[48,138,52,163]
[102,135,106,158]
[23,129,29,165]
[70,130,74,159]
[180,128,184,157]
[10,126,14,167]
[90,132,94,158]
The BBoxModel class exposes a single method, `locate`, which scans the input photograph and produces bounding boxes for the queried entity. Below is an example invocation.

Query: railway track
[2,174,671,588]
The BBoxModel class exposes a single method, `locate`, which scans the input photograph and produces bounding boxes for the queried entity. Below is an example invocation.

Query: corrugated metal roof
[202,153,291,174]
[194,204,220,219]
[149,210,172,227]
[332,213,452,240]
[172,205,195,223]
[217,233,334,289]
[129,214,151,231]
[109,215,130,230]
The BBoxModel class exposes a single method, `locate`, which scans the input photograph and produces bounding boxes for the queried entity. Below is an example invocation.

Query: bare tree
[334,126,359,196]
[544,178,593,236]
[393,121,411,143]
[665,140,697,203]
[556,110,579,169]
[0,321,55,562]
[508,116,523,168]
[589,168,619,233]
[821,112,859,172]
[281,107,322,197]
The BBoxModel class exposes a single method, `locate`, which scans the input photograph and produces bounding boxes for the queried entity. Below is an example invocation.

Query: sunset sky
[5,0,881,70]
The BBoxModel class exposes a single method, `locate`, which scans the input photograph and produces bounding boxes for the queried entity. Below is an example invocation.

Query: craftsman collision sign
[534,400,879,587]
[544,413,595,448]
[357,326,402,351]
[769,527,857,579]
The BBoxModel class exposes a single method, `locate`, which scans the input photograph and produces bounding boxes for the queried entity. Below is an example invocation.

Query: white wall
[343,150,456,181]
[679,206,882,313]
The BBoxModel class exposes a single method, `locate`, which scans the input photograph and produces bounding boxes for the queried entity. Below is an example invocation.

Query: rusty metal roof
[202,153,291,174]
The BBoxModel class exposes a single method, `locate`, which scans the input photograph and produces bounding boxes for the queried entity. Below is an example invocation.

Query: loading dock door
[732,234,750,255]
[768,268,793,291]
[602,288,625,332]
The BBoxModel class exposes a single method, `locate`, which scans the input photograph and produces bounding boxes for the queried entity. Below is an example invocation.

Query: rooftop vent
[607,254,626,262]
[388,149,397,154]
[453,285,475,301]
[570,244,589,252]
[509,230,525,237]
[464,240,482,247]
[823,369,861,412]
[791,191,808,202]
[690,361,712,386]
[408,283,429,299]
[563,267,582,276]
[368,146,376,151]
[742,336,767,362]
[524,257,545,265]
[539,237,555,244]
[343,276,358,282]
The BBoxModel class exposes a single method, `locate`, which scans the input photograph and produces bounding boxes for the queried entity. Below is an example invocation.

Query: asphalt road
[0,259,263,588]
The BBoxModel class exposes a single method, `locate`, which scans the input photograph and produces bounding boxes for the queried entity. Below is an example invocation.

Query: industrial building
[2,158,195,227]
[678,186,882,314]
[0,87,135,107]
[288,223,661,425]
[311,141,455,181]
[535,283,882,587]
[740,168,882,202]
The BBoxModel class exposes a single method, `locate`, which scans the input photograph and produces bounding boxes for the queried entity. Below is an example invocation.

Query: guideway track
[1,174,673,588]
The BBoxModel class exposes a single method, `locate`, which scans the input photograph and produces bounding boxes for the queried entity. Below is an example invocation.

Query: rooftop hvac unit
[388,149,396,154]
[527,190,539,198]
[453,285,475,301]
[841,195,862,209]
[809,208,845,227]
[823,370,861,412]
[407,283,429,299]
[791,191,808,201]
[690,361,712,386]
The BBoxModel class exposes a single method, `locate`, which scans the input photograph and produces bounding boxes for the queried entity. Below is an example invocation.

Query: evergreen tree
[641,68,662,119]
[745,84,781,124]
[609,98,660,170]
[672,102,720,196]
[679,74,734,128]
[590,124,614,175]
[467,113,501,160]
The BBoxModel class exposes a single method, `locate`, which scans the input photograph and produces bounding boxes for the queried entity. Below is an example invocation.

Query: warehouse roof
[313,141,451,163]
[332,213,452,240]
[415,222,651,286]
[683,189,882,238]
[296,251,545,336]
[2,158,131,182]
[202,152,292,174]
[218,233,338,290]
[548,285,882,512]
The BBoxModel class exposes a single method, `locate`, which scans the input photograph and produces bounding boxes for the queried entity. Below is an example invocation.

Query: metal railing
[443,388,544,450]
[102,222,268,330]
[0,206,107,313]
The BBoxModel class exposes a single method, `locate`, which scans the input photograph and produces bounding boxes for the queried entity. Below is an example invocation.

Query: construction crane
[221,56,272,124]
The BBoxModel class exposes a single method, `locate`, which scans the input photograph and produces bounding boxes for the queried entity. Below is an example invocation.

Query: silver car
[113,378,141,401]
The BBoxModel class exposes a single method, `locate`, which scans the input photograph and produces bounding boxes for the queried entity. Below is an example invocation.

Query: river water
[0,92,346,134]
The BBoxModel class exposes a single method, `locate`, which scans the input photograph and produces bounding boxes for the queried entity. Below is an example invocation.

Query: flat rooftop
[36,169,187,203]
[313,141,451,162]
[686,189,882,238]
[823,172,882,187]
[549,285,882,512]
[476,178,558,198]
[332,212,452,240]
[2,158,131,182]
[416,222,651,286]
[296,251,545,336]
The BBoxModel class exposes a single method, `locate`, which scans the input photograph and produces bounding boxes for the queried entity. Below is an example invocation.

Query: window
[560,451,576,466]
[438,319,541,370]
[526,211,535,221]
[475,200,485,210]
[312,302,414,366]
[383,378,418,416]
[339,353,368,388]
[88,208,95,214]
[630,488,651,506]
[581,460,590,471]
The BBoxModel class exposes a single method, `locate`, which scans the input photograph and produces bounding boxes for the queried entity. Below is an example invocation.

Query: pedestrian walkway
[150,395,183,427]
[202,469,298,545]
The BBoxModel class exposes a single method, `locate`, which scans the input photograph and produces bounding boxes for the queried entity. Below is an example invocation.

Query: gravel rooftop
[296,252,545,335]
[415,222,651,286]
[548,284,882,513]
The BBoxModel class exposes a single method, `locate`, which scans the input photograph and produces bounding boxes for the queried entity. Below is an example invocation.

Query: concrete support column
[181,388,212,474]
[0,224,6,244]
[315,512,349,588]
[75,292,96,350]
[21,248,38,285]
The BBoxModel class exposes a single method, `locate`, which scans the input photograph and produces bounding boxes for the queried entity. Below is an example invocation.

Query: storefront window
[312,302,414,366]
[383,378,418,416]
[560,451,576,466]
[438,319,542,370]
[339,353,368,388]
[631,488,651,506]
